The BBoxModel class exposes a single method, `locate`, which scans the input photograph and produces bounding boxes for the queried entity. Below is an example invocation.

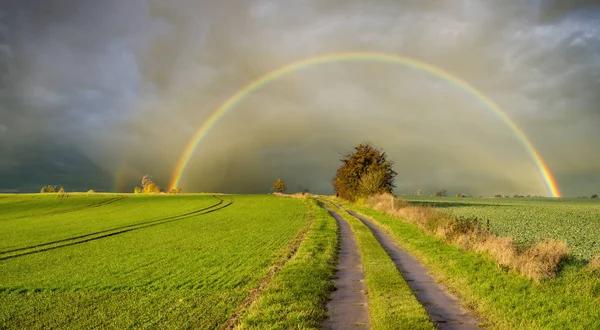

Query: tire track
[321,202,370,330]
[4,196,127,220]
[0,196,234,261]
[0,196,224,255]
[338,204,483,330]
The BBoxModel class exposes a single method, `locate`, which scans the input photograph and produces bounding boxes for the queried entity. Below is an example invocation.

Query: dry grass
[272,192,310,199]
[588,255,600,272]
[363,194,570,281]
[515,240,570,280]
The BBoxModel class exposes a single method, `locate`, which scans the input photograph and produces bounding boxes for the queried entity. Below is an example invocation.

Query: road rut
[343,207,483,330]
[322,204,370,330]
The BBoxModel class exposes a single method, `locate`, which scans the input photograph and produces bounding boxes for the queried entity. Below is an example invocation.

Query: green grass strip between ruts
[337,200,600,330]
[324,201,435,330]
[237,199,338,329]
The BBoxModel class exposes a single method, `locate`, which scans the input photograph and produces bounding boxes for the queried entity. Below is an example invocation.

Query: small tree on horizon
[272,178,287,193]
[592,194,599,199]
[140,174,161,194]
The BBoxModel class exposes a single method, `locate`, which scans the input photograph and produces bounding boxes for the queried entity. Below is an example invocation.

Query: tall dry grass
[588,255,600,272]
[363,193,570,281]
[272,192,311,199]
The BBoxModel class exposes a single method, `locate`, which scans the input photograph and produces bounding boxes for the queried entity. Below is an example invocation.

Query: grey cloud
[1,0,599,196]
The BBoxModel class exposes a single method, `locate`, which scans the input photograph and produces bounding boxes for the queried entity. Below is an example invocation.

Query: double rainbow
[168,52,561,197]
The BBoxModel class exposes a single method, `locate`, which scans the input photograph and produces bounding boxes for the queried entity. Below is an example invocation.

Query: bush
[169,187,182,194]
[87,189,95,194]
[40,185,58,193]
[134,187,142,194]
[143,183,161,194]
[592,194,599,199]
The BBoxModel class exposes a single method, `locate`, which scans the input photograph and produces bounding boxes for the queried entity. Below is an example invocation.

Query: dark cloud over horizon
[1,0,599,196]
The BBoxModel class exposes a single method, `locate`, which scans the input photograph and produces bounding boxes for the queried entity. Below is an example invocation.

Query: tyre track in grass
[0,196,233,261]
[338,204,482,330]
[321,203,370,330]
[219,199,316,330]
[0,196,224,255]
[4,196,128,220]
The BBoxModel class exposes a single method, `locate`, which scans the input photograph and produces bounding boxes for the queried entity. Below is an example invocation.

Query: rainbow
[169,51,561,197]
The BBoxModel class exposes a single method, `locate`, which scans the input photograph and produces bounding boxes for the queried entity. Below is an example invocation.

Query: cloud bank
[1,0,599,196]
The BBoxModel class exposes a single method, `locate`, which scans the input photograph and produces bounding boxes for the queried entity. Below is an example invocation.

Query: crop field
[0,194,311,328]
[405,197,600,259]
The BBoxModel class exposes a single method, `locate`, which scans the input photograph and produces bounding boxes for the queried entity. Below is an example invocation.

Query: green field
[404,197,600,259]
[0,194,314,328]
[2,193,599,329]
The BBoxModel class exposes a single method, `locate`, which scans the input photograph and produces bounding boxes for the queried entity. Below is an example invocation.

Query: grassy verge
[236,199,338,329]
[337,199,600,329]
[324,201,434,330]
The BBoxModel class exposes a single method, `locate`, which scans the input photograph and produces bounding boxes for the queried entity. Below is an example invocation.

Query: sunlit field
[0,194,311,328]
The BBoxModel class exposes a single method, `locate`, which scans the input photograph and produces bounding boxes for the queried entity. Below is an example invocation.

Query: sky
[1,0,599,196]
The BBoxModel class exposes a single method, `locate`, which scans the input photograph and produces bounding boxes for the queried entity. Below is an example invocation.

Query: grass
[366,194,571,281]
[322,201,434,330]
[405,196,600,260]
[339,200,600,329]
[237,199,338,329]
[0,194,312,328]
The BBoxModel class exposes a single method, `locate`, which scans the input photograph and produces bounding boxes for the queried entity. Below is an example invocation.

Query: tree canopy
[332,143,396,201]
[272,178,287,193]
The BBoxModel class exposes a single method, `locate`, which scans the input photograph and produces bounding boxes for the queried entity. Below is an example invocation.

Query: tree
[434,189,447,197]
[169,187,182,194]
[272,178,286,193]
[332,143,396,201]
[40,185,58,193]
[140,174,161,194]
[358,169,387,197]
[592,194,599,199]
[134,186,142,194]
[456,192,462,198]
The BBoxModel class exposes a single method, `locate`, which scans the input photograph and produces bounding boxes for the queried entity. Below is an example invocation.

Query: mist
[1,0,599,196]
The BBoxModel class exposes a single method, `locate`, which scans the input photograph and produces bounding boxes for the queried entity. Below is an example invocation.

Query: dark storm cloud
[1,0,599,196]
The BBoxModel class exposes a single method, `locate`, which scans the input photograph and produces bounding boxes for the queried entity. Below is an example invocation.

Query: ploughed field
[406,196,600,259]
[0,194,310,328]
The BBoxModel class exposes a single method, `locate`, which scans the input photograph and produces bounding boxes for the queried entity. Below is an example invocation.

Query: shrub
[40,185,58,193]
[143,183,161,194]
[87,189,95,194]
[134,187,142,194]
[592,194,599,199]
[169,187,182,194]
